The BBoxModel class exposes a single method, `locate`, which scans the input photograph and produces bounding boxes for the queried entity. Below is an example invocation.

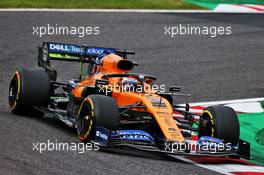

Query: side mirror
[169,86,181,92]
[96,79,109,87]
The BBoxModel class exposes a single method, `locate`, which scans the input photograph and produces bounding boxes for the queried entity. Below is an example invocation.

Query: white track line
[172,155,232,175]
[184,97,264,106]
[215,4,264,12]
[0,8,264,13]
[227,102,264,113]
[172,155,264,175]
[207,164,264,173]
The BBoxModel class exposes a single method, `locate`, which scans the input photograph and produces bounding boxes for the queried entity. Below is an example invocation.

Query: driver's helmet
[121,77,138,92]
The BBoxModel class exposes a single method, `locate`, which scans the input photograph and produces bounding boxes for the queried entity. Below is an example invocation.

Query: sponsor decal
[86,47,105,55]
[50,44,70,51]
[49,43,81,53]
[156,111,170,115]
[96,130,108,140]
[94,127,111,145]
[168,128,177,132]
[111,130,154,143]
[171,133,181,139]
[163,118,173,126]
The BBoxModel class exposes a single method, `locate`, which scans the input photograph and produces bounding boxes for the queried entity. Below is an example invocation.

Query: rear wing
[38,41,135,65]
[38,41,135,80]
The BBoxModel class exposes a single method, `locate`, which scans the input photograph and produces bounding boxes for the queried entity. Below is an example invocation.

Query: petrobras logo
[49,43,81,53]
[96,130,108,140]
[86,47,105,55]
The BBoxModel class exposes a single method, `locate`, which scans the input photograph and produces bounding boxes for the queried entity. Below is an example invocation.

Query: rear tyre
[9,68,50,116]
[198,105,240,146]
[77,95,119,142]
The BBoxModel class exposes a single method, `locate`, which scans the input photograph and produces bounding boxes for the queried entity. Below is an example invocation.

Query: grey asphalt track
[0,12,264,175]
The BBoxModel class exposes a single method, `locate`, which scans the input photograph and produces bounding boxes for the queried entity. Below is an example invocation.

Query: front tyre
[198,105,240,146]
[77,95,119,142]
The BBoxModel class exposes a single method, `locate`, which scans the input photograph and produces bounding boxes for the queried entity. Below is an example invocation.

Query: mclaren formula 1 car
[9,42,250,158]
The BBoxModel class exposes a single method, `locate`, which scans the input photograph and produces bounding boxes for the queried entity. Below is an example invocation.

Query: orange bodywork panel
[113,92,185,142]
[72,53,185,142]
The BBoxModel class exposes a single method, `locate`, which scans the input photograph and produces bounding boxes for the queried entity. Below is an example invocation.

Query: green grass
[238,113,264,166]
[187,0,264,4]
[0,0,202,9]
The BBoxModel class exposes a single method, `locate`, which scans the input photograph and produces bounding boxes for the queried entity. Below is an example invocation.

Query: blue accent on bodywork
[94,127,111,146]
[197,136,224,148]
[110,130,155,144]
[86,47,116,56]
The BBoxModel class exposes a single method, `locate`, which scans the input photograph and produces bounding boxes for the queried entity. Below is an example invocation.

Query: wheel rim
[77,104,94,140]
[199,113,214,137]
[9,73,20,110]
